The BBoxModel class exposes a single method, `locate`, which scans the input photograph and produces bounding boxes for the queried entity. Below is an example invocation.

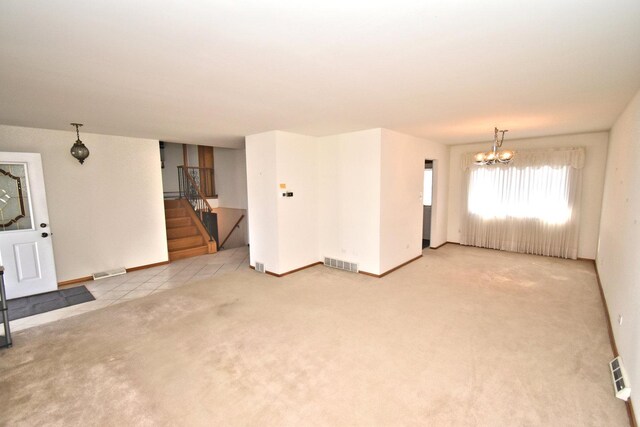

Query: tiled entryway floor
[7,246,249,333]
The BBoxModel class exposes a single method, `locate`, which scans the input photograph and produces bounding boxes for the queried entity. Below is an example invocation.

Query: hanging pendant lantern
[70,123,90,164]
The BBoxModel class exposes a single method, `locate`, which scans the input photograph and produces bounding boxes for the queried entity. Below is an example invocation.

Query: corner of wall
[246,127,451,277]
[595,88,640,424]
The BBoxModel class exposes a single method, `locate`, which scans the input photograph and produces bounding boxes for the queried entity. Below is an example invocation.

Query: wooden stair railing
[218,214,245,250]
[178,166,217,248]
[180,166,216,198]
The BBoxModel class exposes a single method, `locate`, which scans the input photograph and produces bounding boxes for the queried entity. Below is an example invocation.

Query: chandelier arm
[495,129,508,148]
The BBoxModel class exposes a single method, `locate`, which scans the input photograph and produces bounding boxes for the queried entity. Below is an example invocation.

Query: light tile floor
[7,246,250,333]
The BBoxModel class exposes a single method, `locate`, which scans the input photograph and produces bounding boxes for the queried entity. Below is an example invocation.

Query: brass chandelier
[473,127,513,165]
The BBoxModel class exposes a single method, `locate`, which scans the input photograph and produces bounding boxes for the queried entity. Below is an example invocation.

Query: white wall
[379,129,449,273]
[380,130,422,273]
[275,132,318,273]
[214,147,248,209]
[0,125,168,282]
[597,88,640,414]
[245,132,280,271]
[161,142,183,193]
[447,132,608,259]
[380,129,424,272]
[317,129,382,274]
[246,131,318,274]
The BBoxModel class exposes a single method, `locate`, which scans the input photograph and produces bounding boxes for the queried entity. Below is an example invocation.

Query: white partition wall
[246,128,449,276]
[317,129,383,275]
[379,129,450,273]
[245,131,280,273]
[274,132,319,273]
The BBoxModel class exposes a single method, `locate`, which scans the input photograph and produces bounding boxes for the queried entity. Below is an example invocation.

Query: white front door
[0,152,57,299]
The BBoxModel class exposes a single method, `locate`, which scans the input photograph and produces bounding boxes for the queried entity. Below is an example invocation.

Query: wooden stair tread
[168,245,208,261]
[166,225,199,239]
[165,208,187,218]
[163,198,217,261]
[168,235,205,251]
[166,217,191,228]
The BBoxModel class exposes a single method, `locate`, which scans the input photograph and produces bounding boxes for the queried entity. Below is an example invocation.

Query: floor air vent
[323,257,358,273]
[92,268,126,280]
[609,356,631,401]
[255,262,265,273]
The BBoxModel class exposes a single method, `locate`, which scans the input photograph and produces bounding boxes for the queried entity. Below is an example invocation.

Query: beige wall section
[0,125,168,282]
[597,88,640,417]
[186,144,198,167]
[161,142,183,194]
[447,131,608,259]
[211,207,247,249]
[214,147,248,209]
[206,147,250,249]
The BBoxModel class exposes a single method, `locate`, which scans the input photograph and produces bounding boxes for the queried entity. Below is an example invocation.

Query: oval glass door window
[0,163,34,232]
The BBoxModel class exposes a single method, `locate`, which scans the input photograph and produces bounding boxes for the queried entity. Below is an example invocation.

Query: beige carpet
[0,245,629,426]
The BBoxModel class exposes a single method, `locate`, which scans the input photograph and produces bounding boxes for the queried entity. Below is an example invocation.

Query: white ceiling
[1,1,639,148]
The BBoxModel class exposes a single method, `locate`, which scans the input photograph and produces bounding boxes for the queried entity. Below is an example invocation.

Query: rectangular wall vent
[255,262,265,274]
[92,267,126,281]
[609,356,631,401]
[323,257,358,273]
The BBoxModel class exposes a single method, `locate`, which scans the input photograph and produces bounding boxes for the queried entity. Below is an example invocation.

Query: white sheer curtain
[460,147,585,259]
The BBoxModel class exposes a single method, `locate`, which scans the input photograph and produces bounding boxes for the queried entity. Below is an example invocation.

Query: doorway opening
[422,160,434,249]
[158,142,249,257]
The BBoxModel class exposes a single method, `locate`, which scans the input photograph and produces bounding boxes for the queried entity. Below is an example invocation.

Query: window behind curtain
[467,165,572,225]
[460,147,585,259]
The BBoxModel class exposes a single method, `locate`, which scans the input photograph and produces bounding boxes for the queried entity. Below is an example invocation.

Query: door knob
[41,232,49,238]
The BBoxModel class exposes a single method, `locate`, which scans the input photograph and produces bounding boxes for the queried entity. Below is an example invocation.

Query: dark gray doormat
[1,286,95,323]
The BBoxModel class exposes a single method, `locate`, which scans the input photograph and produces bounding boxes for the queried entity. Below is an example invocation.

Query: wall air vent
[323,257,358,273]
[92,268,126,280]
[609,356,631,401]
[255,262,265,274]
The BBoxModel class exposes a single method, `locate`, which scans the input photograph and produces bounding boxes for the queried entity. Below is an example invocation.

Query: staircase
[164,199,216,261]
